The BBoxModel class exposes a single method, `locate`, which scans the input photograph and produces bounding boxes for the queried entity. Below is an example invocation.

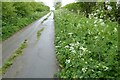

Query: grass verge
[0,39,27,75]
[2,11,49,41]
[54,9,119,78]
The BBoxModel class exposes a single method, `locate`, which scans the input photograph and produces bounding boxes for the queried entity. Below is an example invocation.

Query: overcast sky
[61,0,76,6]
[35,0,76,7]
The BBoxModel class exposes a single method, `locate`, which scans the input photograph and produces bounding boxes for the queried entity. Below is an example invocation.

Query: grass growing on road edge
[0,39,27,75]
[37,28,44,40]
[41,12,51,24]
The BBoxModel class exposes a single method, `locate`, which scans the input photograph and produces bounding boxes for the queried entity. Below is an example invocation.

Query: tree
[64,2,96,17]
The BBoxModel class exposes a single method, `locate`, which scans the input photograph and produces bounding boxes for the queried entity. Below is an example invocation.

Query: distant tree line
[55,2,61,10]
[64,1,120,24]
[2,2,49,21]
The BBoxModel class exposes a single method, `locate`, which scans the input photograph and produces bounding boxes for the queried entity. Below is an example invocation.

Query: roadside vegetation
[41,12,51,24]
[54,1,119,78]
[37,28,44,40]
[0,39,27,75]
[2,2,49,41]
[36,13,51,40]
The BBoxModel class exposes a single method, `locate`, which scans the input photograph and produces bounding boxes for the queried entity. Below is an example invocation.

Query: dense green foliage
[64,2,120,23]
[2,2,49,41]
[55,9,119,78]
[64,2,96,17]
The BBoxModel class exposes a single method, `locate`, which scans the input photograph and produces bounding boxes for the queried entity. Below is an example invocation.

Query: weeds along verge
[36,12,52,40]
[37,28,44,40]
[0,40,27,75]
[54,9,119,78]
[41,12,52,24]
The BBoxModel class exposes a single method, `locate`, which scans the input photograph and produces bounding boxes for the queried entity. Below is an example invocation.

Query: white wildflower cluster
[88,29,91,34]
[77,23,81,27]
[82,67,88,73]
[85,61,88,64]
[79,46,91,57]
[94,36,98,39]
[100,16,103,18]
[81,58,84,61]
[96,9,99,12]
[94,13,97,16]
[70,46,74,50]
[76,41,80,45]
[99,19,103,23]
[93,18,105,27]
[65,59,70,64]
[59,41,62,43]
[101,30,104,32]
[56,46,60,48]
[89,10,105,20]
[98,19,105,26]
[71,49,76,53]
[88,51,91,53]
[65,42,81,53]
[70,42,80,47]
[89,13,94,19]
[79,46,87,52]
[94,20,97,24]
[94,17,98,19]
[103,65,109,71]
[100,22,105,26]
[65,45,69,48]
[86,21,89,23]
[94,19,98,27]
[96,63,109,71]
[61,31,63,33]
[113,28,117,32]
[57,37,60,39]
[90,58,92,61]
[95,65,99,68]
[80,52,84,56]
[94,24,97,27]
[70,43,75,46]
[68,32,73,35]
[65,43,76,53]
[69,46,76,53]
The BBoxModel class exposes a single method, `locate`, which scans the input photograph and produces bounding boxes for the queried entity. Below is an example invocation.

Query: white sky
[35,0,76,9]
[35,0,54,10]
[61,0,76,6]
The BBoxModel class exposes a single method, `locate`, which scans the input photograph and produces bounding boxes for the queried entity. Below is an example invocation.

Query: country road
[2,12,58,78]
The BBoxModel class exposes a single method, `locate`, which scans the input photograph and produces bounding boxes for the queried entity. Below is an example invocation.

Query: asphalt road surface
[2,12,58,78]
